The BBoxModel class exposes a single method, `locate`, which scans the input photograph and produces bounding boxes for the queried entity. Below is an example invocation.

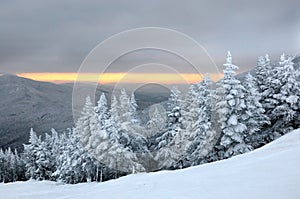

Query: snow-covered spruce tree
[75,96,99,150]
[112,91,139,137]
[75,93,145,178]
[91,93,110,154]
[15,149,26,181]
[146,105,166,136]
[53,129,80,183]
[6,148,15,182]
[118,89,132,128]
[255,54,271,94]
[0,148,25,182]
[72,96,111,182]
[115,89,140,131]
[89,94,112,165]
[34,132,57,180]
[181,85,199,137]
[183,75,216,166]
[0,149,4,182]
[127,92,153,168]
[272,56,300,132]
[263,54,292,117]
[23,128,60,181]
[0,148,11,182]
[105,97,145,176]
[1,148,14,182]
[110,95,121,125]
[95,93,109,129]
[215,51,250,159]
[49,128,61,180]
[102,137,145,178]
[23,128,43,180]
[242,73,270,148]
[13,149,25,181]
[180,84,200,166]
[89,94,121,179]
[116,103,162,172]
[259,53,300,141]
[154,87,184,170]
[54,128,100,183]
[262,55,283,120]
[254,54,285,141]
[52,131,68,181]
[36,129,62,181]
[129,92,139,124]
[118,91,149,165]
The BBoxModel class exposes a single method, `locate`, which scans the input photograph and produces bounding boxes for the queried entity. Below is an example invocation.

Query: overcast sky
[0,0,299,74]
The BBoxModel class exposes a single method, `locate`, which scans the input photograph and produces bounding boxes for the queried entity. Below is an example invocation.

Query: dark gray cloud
[0,0,299,74]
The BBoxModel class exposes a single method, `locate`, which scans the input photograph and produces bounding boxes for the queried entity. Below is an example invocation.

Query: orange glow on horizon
[17,73,223,84]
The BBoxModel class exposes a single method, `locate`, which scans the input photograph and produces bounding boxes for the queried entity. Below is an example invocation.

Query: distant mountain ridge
[0,75,170,150]
[0,75,74,150]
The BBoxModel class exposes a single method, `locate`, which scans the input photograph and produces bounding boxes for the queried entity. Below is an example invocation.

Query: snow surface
[2,129,300,199]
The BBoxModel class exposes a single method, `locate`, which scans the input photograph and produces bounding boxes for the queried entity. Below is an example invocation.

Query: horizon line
[16,72,223,84]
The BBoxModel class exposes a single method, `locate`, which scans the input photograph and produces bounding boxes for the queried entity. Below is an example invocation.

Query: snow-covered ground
[2,129,300,199]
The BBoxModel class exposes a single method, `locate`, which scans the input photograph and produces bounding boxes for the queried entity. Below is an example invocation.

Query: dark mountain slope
[0,75,170,150]
[0,75,74,150]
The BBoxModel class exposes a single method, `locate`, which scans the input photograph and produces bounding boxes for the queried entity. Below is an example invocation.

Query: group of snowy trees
[1,52,299,184]
[0,148,25,182]
[22,128,117,184]
[211,52,270,160]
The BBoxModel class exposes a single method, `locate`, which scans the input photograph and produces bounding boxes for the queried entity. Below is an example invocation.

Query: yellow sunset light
[17,73,223,84]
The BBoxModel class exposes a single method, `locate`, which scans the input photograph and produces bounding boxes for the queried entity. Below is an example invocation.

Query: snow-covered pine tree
[272,56,300,131]
[0,147,25,183]
[54,128,99,184]
[259,53,299,140]
[14,149,26,181]
[56,129,84,183]
[75,93,145,178]
[127,92,152,170]
[23,128,43,180]
[279,53,287,66]
[0,149,4,182]
[5,148,15,182]
[35,132,57,180]
[255,54,271,93]
[262,56,282,119]
[90,97,115,180]
[75,96,99,150]
[146,105,166,135]
[243,73,270,148]
[180,84,200,166]
[95,93,109,129]
[23,128,58,181]
[110,95,121,125]
[118,89,132,128]
[154,87,184,169]
[90,94,110,157]
[52,131,67,181]
[102,137,145,178]
[104,100,145,176]
[181,85,199,136]
[129,92,139,124]
[0,148,9,182]
[0,148,25,183]
[72,96,109,182]
[215,51,250,159]
[184,75,216,166]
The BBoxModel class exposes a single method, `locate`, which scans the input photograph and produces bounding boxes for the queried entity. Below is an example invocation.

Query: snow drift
[1,128,300,199]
